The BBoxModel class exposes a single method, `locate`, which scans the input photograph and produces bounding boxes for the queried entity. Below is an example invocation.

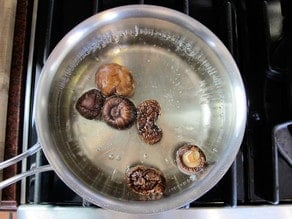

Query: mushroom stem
[182,150,202,168]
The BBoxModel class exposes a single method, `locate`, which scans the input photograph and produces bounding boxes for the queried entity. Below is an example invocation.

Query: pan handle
[0,165,53,190]
[0,142,42,170]
[0,142,54,190]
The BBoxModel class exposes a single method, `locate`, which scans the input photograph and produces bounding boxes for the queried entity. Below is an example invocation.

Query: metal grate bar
[93,0,102,14]
[183,0,189,15]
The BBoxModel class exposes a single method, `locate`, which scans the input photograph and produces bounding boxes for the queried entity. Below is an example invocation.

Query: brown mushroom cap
[137,100,163,144]
[75,89,105,120]
[176,144,206,175]
[102,96,136,129]
[95,63,135,97]
[125,165,166,200]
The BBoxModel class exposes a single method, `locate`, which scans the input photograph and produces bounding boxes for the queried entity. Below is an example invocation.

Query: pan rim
[35,4,247,214]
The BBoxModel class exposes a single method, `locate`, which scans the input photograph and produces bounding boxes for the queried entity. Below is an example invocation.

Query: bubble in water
[112,47,121,55]
[173,81,181,87]
[185,126,195,131]
[93,55,100,62]
[108,154,114,160]
[212,148,218,153]
[115,155,121,161]
[77,151,83,156]
[189,175,197,181]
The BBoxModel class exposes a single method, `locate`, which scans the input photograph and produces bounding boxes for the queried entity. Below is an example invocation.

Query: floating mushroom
[125,165,166,200]
[176,144,206,175]
[95,63,135,97]
[102,96,136,129]
[75,89,105,120]
[137,99,163,144]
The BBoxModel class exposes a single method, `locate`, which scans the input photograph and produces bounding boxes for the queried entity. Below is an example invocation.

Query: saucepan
[0,5,246,214]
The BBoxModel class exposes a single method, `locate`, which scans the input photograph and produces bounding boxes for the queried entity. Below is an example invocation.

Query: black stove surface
[24,0,292,207]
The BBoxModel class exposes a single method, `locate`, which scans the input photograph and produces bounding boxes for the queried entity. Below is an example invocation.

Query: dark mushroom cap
[102,96,137,129]
[75,89,105,120]
[176,144,206,175]
[138,124,163,145]
[95,63,135,97]
[125,165,166,200]
[137,100,162,144]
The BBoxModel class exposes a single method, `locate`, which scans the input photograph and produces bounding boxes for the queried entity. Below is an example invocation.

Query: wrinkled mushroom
[75,89,105,120]
[176,144,206,175]
[102,96,136,129]
[125,165,166,200]
[95,63,135,97]
[137,99,163,144]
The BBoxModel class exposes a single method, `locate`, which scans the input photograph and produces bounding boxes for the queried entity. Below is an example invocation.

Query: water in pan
[50,26,230,200]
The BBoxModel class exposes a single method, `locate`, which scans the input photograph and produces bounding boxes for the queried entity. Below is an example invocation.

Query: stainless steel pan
[0,5,246,214]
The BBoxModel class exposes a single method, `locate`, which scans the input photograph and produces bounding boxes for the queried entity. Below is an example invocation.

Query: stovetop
[20,0,292,211]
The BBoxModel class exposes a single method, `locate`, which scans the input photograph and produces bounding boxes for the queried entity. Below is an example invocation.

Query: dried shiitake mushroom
[125,165,166,200]
[95,63,135,97]
[176,144,206,175]
[137,99,163,144]
[75,89,105,120]
[102,96,137,129]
